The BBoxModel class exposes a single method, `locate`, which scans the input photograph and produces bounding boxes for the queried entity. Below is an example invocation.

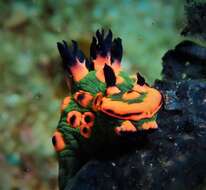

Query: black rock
[162,41,206,81]
[60,41,206,190]
[181,1,206,40]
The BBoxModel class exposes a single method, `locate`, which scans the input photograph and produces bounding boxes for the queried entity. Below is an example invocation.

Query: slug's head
[53,29,163,155]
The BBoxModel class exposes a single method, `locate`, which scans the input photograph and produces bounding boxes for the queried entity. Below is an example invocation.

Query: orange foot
[115,120,137,135]
[141,121,158,130]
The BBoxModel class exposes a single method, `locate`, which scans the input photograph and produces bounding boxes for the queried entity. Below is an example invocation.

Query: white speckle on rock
[111,162,116,167]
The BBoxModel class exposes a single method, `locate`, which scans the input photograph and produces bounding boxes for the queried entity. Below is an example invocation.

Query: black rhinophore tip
[90,29,113,59]
[57,40,76,70]
[103,64,116,87]
[57,40,87,70]
[136,72,145,86]
[90,37,97,60]
[111,38,123,63]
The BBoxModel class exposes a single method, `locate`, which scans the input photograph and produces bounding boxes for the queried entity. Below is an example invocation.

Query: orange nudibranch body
[52,131,66,152]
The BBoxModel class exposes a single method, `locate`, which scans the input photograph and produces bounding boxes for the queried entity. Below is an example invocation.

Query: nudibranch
[52,29,162,158]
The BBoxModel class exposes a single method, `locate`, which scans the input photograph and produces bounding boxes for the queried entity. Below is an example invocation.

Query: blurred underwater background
[0,0,205,189]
